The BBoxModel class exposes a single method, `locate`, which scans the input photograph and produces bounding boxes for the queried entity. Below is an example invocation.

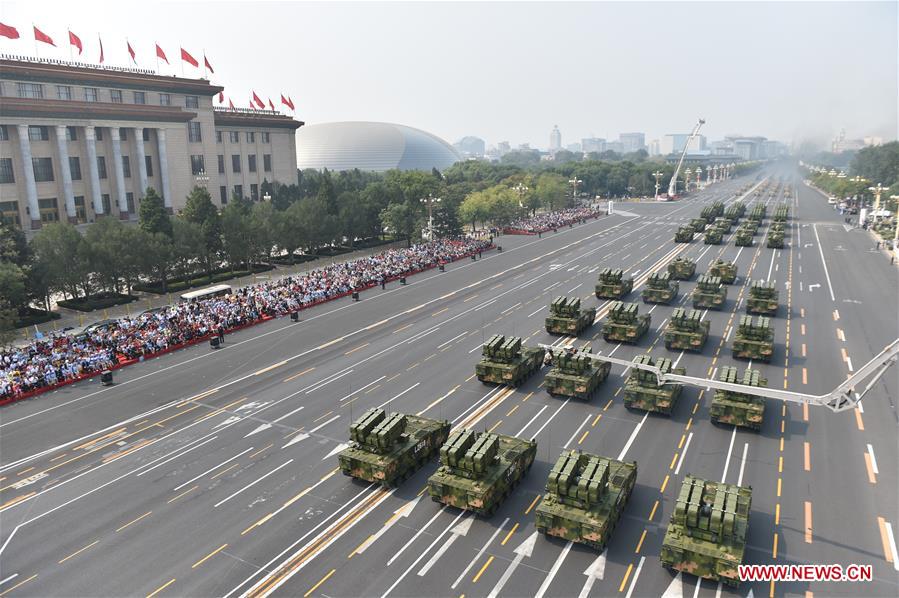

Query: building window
[234,184,243,200]
[246,132,255,143]
[38,197,59,222]
[216,131,222,143]
[142,128,150,142]
[126,192,135,214]
[0,201,19,227]
[231,155,241,173]
[66,126,78,141]
[56,85,72,100]
[32,158,54,182]
[185,95,199,109]
[159,93,171,106]
[133,91,146,104]
[119,128,127,141]
[217,155,225,174]
[262,132,270,143]
[250,183,259,201]
[97,156,107,179]
[122,156,131,178]
[0,125,8,141]
[110,89,123,103]
[84,87,98,102]
[229,131,239,143]
[69,157,82,181]
[74,196,86,223]
[248,154,257,173]
[188,121,202,143]
[0,159,14,184]
[190,155,205,175]
[219,186,228,205]
[95,128,103,141]
[145,155,154,177]
[28,126,49,141]
[263,154,272,172]
[17,82,43,99]
[102,194,111,214]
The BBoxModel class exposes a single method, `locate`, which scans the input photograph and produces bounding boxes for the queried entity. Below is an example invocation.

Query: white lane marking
[715,581,723,598]
[135,435,220,477]
[451,517,509,589]
[674,432,693,475]
[515,405,548,437]
[501,302,522,315]
[867,444,879,474]
[846,356,854,372]
[543,281,562,292]
[563,415,592,449]
[304,369,354,394]
[568,283,583,293]
[672,350,685,369]
[474,299,498,312]
[577,551,607,598]
[812,224,836,301]
[354,495,422,555]
[766,249,778,281]
[486,532,538,598]
[437,331,469,348]
[529,399,571,441]
[534,540,573,598]
[0,574,19,589]
[692,577,703,598]
[172,447,255,492]
[245,404,308,437]
[281,414,341,449]
[617,412,649,461]
[405,324,442,343]
[386,506,447,566]
[416,515,472,577]
[469,341,486,354]
[886,522,899,572]
[339,376,386,402]
[528,306,545,318]
[721,426,737,483]
[324,443,349,460]
[451,386,504,425]
[656,318,669,332]
[737,443,749,486]
[377,383,420,409]
[623,555,646,598]
[212,459,293,508]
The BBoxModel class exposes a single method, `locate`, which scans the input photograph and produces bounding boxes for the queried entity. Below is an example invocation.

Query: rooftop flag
[33,26,55,46]
[180,47,198,67]
[204,54,214,74]
[0,23,20,40]
[127,41,137,64]
[98,35,104,63]
[68,30,82,54]
[252,90,265,109]
[156,43,168,64]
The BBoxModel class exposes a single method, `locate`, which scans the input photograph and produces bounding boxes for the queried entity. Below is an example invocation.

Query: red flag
[280,94,291,109]
[204,54,214,74]
[252,91,265,109]
[33,26,55,46]
[180,47,198,67]
[218,91,224,103]
[268,98,275,111]
[0,23,19,40]
[249,96,255,110]
[98,35,104,63]
[287,95,295,110]
[155,43,168,64]
[68,30,82,54]
[127,41,136,63]
[228,98,235,110]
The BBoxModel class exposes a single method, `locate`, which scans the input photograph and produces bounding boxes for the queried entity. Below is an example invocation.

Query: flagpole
[202,47,206,79]
[33,23,38,59]
[67,26,72,61]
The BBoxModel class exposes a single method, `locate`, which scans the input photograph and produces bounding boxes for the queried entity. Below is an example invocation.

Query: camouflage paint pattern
[664,308,710,351]
[602,301,650,343]
[731,315,774,362]
[689,218,707,232]
[545,296,597,335]
[623,354,685,415]
[709,366,766,431]
[773,204,789,222]
[642,272,679,304]
[703,227,723,245]
[475,334,546,386]
[733,226,754,247]
[674,226,695,243]
[668,257,697,281]
[595,268,634,299]
[544,348,611,400]
[766,231,784,248]
[691,275,727,310]
[708,260,738,284]
[746,281,779,315]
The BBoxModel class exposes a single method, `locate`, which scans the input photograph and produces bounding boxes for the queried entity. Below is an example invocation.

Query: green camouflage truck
[700,205,717,224]
[769,220,785,234]
[642,272,679,304]
[733,225,754,247]
[668,257,696,280]
[595,268,633,299]
[710,201,725,218]
[732,315,774,362]
[773,204,789,222]
[660,475,752,587]
[545,296,596,335]
[708,259,737,284]
[713,217,732,234]
[703,227,723,245]
[534,450,637,550]
[709,366,766,431]
[766,230,784,248]
[746,280,779,315]
[603,301,650,343]
[748,203,766,222]
[476,334,545,386]
[724,203,743,224]
[544,347,611,400]
[692,275,727,310]
[664,308,710,351]
[689,218,707,232]
[427,429,536,515]
[674,226,695,243]
[624,354,685,415]
[338,409,451,487]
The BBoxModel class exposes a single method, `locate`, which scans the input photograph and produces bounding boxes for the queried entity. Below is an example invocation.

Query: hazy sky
[3,1,896,150]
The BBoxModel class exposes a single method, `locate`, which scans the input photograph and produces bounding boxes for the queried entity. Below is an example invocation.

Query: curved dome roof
[295,121,460,172]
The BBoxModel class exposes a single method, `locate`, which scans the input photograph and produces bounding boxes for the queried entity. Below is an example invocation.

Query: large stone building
[0,56,301,232]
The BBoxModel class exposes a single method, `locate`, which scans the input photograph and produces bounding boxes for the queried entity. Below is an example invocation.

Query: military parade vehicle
[709,366,766,431]
[741,218,760,235]
[674,226,695,243]
[713,217,732,233]
[595,268,633,299]
[708,259,738,284]
[623,354,685,415]
[476,334,545,386]
[766,229,784,248]
[668,257,696,280]
[664,308,710,351]
[703,227,723,245]
[545,296,596,335]
[544,347,611,400]
[732,315,774,362]
[733,225,754,247]
[339,408,451,487]
[689,217,707,232]
[603,301,650,343]
[773,204,789,222]
[642,272,679,304]
[427,429,536,515]
[691,275,727,310]
[660,475,752,587]
[748,203,766,222]
[700,205,717,223]
[746,280,779,315]
[710,200,725,218]
[534,450,637,550]
[724,203,743,223]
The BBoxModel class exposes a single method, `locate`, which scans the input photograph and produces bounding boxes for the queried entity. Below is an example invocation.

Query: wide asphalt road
[0,167,895,598]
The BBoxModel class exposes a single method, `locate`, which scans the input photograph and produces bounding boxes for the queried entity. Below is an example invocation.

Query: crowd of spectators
[504,207,603,234]
[1,237,491,401]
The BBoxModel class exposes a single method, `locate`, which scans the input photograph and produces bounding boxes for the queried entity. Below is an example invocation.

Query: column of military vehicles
[335,181,801,588]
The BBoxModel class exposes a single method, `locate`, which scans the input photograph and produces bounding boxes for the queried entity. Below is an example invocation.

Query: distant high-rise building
[454,136,486,158]
[726,135,766,160]
[582,137,606,153]
[661,133,706,155]
[605,141,624,153]
[619,132,646,153]
[565,142,582,152]
[550,125,562,152]
[647,139,661,156]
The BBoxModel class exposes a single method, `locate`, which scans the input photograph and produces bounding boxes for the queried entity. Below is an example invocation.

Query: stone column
[84,126,104,216]
[109,127,129,219]
[156,128,172,212]
[133,127,148,198]
[55,125,77,223]
[16,124,41,229]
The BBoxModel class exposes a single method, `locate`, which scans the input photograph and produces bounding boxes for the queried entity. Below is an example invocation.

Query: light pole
[568,178,582,205]
[695,166,703,189]
[263,192,271,202]
[514,183,529,210]
[420,194,442,240]
[652,170,664,200]
[194,170,210,189]
[684,168,693,192]
[890,195,899,249]
[869,183,888,222]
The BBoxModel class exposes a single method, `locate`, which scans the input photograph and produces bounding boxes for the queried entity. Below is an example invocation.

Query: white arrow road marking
[487,531,538,598]
[282,433,309,448]
[535,540,573,598]
[577,550,607,598]
[213,459,293,508]
[281,414,340,449]
[451,517,509,589]
[746,588,755,598]
[214,416,242,429]
[808,283,821,291]
[662,571,684,598]
[384,501,441,564]
[324,443,349,460]
[417,516,473,576]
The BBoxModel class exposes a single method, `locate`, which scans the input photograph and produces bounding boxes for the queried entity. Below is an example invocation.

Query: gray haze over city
[3,1,897,150]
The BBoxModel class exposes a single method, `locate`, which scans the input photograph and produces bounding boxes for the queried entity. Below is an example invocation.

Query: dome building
[295,121,460,172]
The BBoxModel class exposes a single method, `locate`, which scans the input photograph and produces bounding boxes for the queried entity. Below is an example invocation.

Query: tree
[380,202,418,244]
[142,231,175,294]
[221,198,252,272]
[432,199,463,237]
[459,191,491,231]
[138,187,172,238]
[273,201,308,262]
[171,219,206,284]
[0,260,27,344]
[852,142,899,187]
[553,149,580,164]
[181,186,222,279]
[535,173,568,211]
[338,191,367,247]
[317,169,339,215]
[249,201,274,262]
[30,222,90,299]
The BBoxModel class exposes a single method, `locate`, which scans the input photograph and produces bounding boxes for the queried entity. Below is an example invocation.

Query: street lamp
[652,170,664,200]
[684,168,693,192]
[263,192,271,202]
[890,195,899,249]
[568,178,583,204]
[695,166,703,189]
[869,183,889,221]
[420,193,442,240]
[194,169,210,189]
[514,183,529,209]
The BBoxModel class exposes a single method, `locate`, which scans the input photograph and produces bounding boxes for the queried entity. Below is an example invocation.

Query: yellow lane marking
[304,569,336,597]
[146,578,176,598]
[101,439,153,464]
[249,443,274,459]
[523,392,534,402]
[685,417,692,431]
[254,360,287,376]
[487,420,503,433]
[211,463,239,480]
[406,362,420,371]
[49,453,68,462]
[592,414,602,426]
[802,368,807,385]
[0,491,35,510]
[804,442,811,471]
[74,427,128,451]
[524,494,541,514]
[779,437,784,452]
[364,384,382,394]
[618,563,634,592]
[775,503,780,525]
[855,409,865,431]
[344,343,369,356]
[660,475,669,493]
[635,529,647,553]
[501,522,519,546]
[167,485,198,504]
[678,434,686,450]
[801,343,806,357]
[284,367,315,383]
[864,453,877,484]
[648,500,659,522]
[506,405,519,417]
[313,411,334,423]
[805,501,813,543]
[431,308,449,317]
[472,556,494,583]
[803,403,808,422]
[776,478,782,497]
[116,511,152,532]
[58,540,99,564]
[463,294,479,302]
[192,543,228,569]
[833,310,840,321]
[801,323,806,335]
[0,574,37,597]
[385,373,402,382]
[578,430,590,445]
[392,323,413,334]
[669,453,678,470]
[878,517,894,563]
[772,532,779,558]
[778,456,783,473]
[424,353,437,362]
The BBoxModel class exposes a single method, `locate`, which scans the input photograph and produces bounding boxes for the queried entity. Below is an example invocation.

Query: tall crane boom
[540,339,898,413]
[667,118,706,197]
